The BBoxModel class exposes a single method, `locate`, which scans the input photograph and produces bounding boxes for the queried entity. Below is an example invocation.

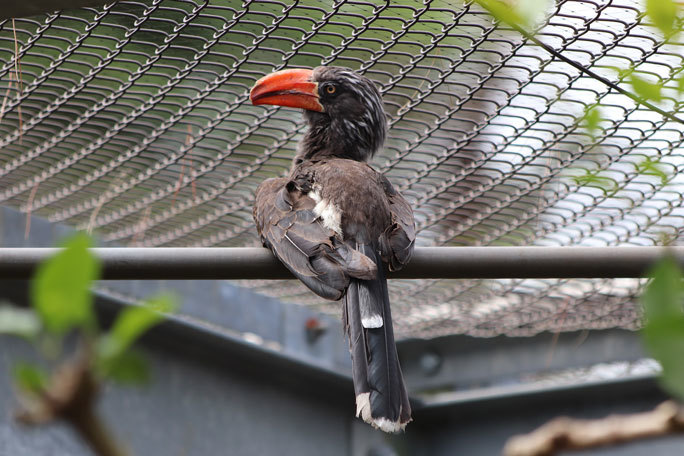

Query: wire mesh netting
[0,0,682,338]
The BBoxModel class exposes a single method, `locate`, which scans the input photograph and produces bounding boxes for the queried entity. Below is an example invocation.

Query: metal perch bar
[0,247,681,280]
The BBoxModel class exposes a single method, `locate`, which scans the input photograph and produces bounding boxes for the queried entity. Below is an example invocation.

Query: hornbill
[250,66,415,433]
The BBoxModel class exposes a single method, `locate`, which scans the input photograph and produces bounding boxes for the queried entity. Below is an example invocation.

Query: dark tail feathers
[343,244,411,433]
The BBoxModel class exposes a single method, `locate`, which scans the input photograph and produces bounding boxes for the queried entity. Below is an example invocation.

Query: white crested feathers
[309,189,342,235]
[355,392,407,434]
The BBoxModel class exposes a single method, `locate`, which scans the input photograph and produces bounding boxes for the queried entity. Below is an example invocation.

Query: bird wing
[378,174,415,271]
[254,177,377,301]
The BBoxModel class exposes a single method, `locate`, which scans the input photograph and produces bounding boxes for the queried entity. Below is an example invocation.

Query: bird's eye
[325,85,336,94]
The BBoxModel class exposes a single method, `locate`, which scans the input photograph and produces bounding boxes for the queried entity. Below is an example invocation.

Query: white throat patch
[309,189,342,235]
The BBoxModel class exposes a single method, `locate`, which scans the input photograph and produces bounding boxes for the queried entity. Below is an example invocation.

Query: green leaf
[31,233,100,335]
[635,157,670,185]
[581,106,602,139]
[0,305,40,339]
[641,256,684,400]
[630,74,663,102]
[476,0,551,29]
[677,74,684,95]
[102,295,175,357]
[95,294,176,380]
[606,65,633,79]
[646,0,679,36]
[571,169,618,196]
[643,317,684,399]
[13,363,47,394]
[643,256,683,318]
[477,0,523,26]
[100,349,150,385]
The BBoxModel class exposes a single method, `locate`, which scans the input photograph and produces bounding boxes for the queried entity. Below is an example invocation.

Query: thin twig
[87,170,129,235]
[477,1,684,125]
[130,205,151,246]
[504,401,684,456]
[190,147,197,199]
[11,19,24,143]
[545,298,570,366]
[172,124,195,206]
[0,67,15,123]
[520,29,684,125]
[24,183,39,240]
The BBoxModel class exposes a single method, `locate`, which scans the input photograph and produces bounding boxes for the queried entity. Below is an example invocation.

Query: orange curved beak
[250,68,324,112]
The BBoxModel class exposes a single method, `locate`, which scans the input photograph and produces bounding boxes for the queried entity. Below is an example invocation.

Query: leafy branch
[474,0,684,124]
[569,168,618,197]
[474,0,680,199]
[0,233,176,456]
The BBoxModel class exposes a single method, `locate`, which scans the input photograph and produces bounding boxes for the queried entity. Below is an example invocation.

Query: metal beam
[399,329,647,393]
[0,246,680,280]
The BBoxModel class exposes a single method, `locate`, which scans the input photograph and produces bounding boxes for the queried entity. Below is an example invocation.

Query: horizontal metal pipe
[0,246,681,280]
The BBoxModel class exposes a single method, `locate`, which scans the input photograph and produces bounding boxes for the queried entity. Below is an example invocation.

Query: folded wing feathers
[255,178,377,300]
[383,182,416,272]
[337,244,377,280]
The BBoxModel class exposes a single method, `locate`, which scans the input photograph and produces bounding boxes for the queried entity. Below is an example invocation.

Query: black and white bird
[250,66,415,433]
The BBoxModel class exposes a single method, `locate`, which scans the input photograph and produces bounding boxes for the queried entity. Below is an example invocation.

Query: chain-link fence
[0,0,682,338]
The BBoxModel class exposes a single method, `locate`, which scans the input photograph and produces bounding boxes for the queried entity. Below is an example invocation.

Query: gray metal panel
[400,329,647,391]
[0,336,352,456]
[408,376,680,456]
[97,278,353,374]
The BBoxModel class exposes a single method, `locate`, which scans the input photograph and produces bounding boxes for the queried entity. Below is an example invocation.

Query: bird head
[250,66,387,162]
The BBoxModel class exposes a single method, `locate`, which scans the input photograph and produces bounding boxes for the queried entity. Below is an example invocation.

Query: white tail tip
[355,392,408,433]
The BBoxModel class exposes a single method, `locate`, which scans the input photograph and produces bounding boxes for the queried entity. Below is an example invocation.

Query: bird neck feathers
[295,96,387,164]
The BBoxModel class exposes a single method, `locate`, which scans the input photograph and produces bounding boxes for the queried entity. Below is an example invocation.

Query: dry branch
[504,401,684,456]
